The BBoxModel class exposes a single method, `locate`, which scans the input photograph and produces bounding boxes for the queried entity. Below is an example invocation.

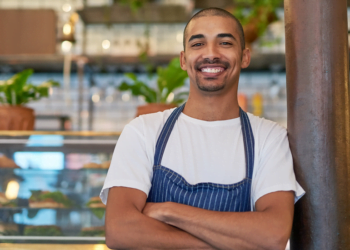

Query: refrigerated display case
[0,131,120,249]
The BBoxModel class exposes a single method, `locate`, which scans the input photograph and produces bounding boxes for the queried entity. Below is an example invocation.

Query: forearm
[161,203,290,250]
[106,208,215,250]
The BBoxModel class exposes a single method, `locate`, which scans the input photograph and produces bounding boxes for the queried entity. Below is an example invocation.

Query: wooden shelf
[77,3,190,24]
[0,130,121,136]
[0,53,286,73]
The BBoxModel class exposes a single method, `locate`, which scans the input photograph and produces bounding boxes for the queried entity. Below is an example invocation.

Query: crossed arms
[105,187,294,250]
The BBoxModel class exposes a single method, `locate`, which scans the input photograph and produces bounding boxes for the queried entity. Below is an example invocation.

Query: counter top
[0,244,110,250]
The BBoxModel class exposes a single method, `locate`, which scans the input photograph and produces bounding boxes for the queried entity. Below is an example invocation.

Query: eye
[221,42,232,45]
[192,43,203,47]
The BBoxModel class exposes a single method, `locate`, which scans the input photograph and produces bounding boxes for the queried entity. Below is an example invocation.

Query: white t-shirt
[100,109,305,210]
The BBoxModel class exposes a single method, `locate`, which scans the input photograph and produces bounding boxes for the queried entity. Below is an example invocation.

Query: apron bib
[147,103,255,212]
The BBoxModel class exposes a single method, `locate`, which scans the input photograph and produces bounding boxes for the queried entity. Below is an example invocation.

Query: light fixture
[63,23,72,36]
[62,3,72,12]
[122,93,130,102]
[92,94,100,103]
[61,41,72,53]
[102,40,111,50]
[5,180,20,200]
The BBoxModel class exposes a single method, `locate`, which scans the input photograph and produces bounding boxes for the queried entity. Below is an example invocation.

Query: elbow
[105,225,128,250]
[268,228,290,250]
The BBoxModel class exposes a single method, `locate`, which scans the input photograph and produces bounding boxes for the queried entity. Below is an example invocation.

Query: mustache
[195,58,230,70]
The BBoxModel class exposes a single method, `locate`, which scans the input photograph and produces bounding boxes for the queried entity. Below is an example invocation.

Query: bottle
[252,93,263,116]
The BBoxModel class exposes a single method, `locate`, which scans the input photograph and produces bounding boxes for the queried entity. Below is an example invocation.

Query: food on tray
[0,223,19,235]
[82,162,100,169]
[86,196,105,219]
[0,192,8,204]
[83,161,110,169]
[86,197,105,208]
[0,192,16,208]
[24,225,63,236]
[80,226,105,237]
[0,155,19,168]
[100,161,110,169]
[29,190,73,208]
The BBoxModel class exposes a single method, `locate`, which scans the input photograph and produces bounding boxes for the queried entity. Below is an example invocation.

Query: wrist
[161,202,181,225]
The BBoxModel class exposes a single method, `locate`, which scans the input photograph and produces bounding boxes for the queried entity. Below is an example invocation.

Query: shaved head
[183,7,245,51]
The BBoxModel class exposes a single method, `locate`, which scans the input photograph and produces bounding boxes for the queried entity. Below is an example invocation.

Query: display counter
[0,131,120,248]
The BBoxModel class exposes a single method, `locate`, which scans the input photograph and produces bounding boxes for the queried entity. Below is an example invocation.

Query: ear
[180,51,187,71]
[241,48,251,69]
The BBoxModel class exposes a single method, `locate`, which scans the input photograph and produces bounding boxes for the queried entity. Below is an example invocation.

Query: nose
[202,42,220,61]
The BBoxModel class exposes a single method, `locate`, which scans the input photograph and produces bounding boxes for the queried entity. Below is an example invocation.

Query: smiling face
[180,15,250,95]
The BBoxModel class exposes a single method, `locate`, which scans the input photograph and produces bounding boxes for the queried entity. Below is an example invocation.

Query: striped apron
[147,103,255,212]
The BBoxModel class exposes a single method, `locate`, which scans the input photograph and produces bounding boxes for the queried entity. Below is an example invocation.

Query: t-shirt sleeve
[99,122,153,205]
[251,130,305,210]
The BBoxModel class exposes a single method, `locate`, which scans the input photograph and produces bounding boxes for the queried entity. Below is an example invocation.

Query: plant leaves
[0,70,60,105]
[118,58,188,104]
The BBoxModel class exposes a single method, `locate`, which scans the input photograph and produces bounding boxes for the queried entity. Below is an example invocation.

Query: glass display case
[0,131,120,248]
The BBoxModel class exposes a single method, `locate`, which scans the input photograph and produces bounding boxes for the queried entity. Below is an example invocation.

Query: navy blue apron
[147,103,255,212]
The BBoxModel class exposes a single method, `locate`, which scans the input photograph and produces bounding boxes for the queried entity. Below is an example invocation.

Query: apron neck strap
[154,103,185,166]
[239,108,255,180]
[154,104,255,180]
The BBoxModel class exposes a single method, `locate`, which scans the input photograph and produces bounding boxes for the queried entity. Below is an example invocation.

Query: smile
[201,67,225,73]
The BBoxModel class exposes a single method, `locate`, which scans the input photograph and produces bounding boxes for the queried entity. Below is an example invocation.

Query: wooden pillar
[284,0,350,249]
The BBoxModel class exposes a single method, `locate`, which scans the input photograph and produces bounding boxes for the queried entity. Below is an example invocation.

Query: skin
[180,15,250,122]
[105,15,294,250]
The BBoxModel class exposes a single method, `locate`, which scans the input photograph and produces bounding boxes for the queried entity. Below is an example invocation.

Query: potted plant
[0,69,60,130]
[230,0,282,49]
[118,57,188,116]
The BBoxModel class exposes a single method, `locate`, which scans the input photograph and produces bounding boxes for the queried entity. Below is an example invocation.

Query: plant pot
[136,103,177,117]
[0,106,35,130]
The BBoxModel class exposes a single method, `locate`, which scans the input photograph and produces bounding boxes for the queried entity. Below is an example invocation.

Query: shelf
[77,3,190,24]
[0,236,105,241]
[0,53,286,73]
[0,131,119,154]
[0,207,104,211]
[0,243,110,250]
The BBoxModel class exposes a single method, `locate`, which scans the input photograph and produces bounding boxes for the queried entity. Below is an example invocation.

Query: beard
[194,58,230,92]
[195,75,228,92]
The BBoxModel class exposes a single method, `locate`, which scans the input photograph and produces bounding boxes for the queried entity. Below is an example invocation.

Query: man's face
[180,16,250,93]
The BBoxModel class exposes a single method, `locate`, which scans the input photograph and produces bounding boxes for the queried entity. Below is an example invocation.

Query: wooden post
[284,0,350,249]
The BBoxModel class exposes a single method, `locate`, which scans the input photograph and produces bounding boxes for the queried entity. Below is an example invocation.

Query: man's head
[180,8,250,94]
[183,8,246,51]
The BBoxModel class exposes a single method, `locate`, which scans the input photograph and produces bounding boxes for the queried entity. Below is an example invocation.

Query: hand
[143,202,172,222]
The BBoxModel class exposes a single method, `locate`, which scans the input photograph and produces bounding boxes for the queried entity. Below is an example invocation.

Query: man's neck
[183,90,240,121]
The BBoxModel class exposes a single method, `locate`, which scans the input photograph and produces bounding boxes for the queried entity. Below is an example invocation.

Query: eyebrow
[188,34,205,43]
[188,33,237,44]
[217,33,236,41]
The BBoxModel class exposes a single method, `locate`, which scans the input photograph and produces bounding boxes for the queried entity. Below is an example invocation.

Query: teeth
[201,68,223,73]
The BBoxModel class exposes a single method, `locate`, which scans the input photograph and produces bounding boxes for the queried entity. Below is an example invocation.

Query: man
[101,7,304,250]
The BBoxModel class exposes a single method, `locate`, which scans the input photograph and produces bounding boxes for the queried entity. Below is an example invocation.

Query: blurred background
[0,0,334,131]
[0,1,349,248]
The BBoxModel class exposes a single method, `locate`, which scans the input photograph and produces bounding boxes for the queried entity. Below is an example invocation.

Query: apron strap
[154,103,255,181]
[240,108,255,180]
[154,103,186,166]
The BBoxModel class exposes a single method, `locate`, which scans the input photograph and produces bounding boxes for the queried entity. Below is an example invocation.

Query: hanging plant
[231,0,282,45]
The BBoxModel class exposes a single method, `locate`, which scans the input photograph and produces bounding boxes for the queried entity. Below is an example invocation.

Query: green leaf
[29,190,74,208]
[90,208,106,220]
[118,57,188,104]
[0,70,60,105]
[157,58,188,103]
[125,72,137,81]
